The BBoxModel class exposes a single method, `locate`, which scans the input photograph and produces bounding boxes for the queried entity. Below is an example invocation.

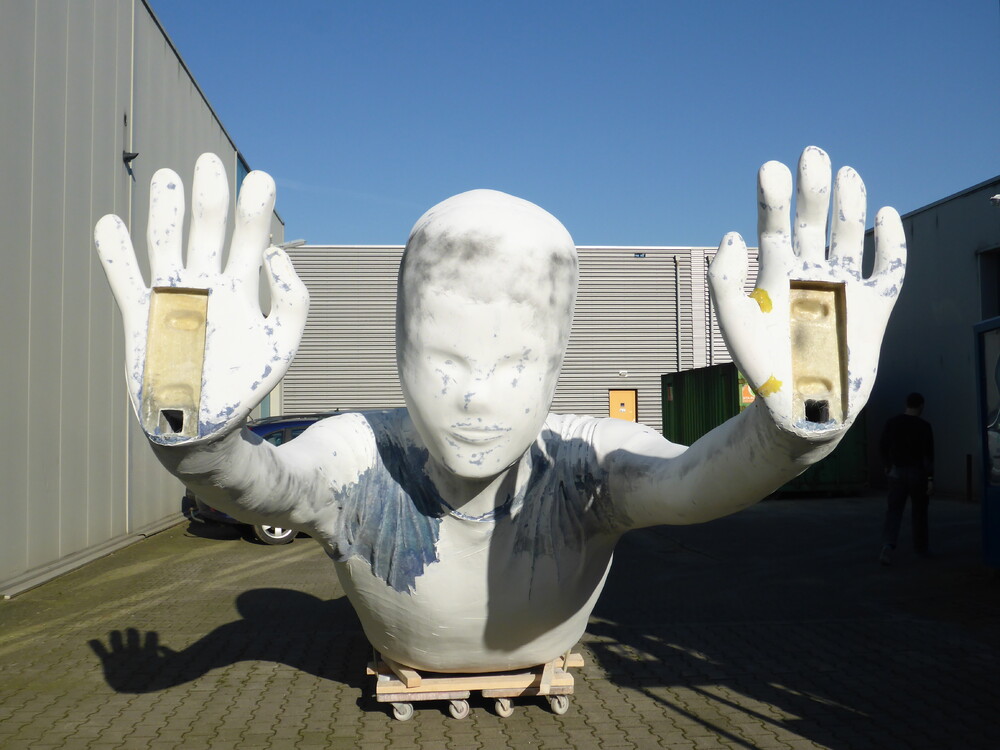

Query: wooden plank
[382,656,422,688]
[539,659,555,694]
[376,690,470,703]
[369,652,584,698]
[374,670,574,696]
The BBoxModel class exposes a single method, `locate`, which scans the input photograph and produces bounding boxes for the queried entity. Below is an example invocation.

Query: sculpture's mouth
[448,426,509,445]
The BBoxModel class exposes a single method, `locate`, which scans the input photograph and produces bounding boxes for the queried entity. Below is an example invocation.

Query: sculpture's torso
[319,410,627,672]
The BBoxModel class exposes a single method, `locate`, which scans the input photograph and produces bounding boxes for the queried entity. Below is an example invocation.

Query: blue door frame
[974,316,1000,568]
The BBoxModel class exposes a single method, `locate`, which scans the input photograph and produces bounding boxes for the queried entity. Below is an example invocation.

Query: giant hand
[95,154,309,444]
[709,146,905,439]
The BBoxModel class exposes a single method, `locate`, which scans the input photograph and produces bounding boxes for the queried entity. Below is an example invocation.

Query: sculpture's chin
[434,441,531,482]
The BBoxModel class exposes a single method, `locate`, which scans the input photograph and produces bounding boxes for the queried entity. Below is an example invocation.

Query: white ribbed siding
[702,247,761,367]
[283,246,406,413]
[281,245,756,434]
[554,248,697,432]
[0,0,283,595]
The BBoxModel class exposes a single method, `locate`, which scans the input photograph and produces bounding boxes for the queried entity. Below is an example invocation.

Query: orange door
[609,389,638,422]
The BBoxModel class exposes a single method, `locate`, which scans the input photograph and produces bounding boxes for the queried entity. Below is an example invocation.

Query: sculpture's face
[395,188,577,479]
[399,291,558,478]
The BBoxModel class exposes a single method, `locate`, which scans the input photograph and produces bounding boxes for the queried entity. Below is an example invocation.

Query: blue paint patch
[328,413,445,594]
[509,430,620,555]
[322,414,629,596]
[501,426,627,594]
[199,418,227,435]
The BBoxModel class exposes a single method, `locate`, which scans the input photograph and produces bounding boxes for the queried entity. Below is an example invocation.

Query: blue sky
[152,1,1000,247]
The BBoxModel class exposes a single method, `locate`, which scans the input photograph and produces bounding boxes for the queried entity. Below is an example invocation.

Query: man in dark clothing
[879,392,934,565]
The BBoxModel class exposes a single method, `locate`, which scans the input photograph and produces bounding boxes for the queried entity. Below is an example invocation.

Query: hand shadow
[89,588,366,693]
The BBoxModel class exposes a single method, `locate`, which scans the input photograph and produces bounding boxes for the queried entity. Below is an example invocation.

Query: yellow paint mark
[757,376,783,397]
[750,288,772,313]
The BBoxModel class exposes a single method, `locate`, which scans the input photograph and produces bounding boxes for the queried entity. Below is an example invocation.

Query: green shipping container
[661,363,867,495]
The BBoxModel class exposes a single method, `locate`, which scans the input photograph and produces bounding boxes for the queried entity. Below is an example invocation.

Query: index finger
[756,160,794,293]
[793,146,832,263]
[186,153,229,277]
[147,169,185,285]
[871,206,906,295]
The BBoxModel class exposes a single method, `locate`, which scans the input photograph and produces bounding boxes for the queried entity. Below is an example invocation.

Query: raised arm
[94,154,317,522]
[607,146,906,528]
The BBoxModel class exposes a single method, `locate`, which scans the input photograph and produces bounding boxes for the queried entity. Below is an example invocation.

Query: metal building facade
[863,176,1000,499]
[281,245,756,435]
[0,1,283,595]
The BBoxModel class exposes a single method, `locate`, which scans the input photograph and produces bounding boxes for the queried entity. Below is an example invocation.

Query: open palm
[708,146,906,439]
[95,154,308,444]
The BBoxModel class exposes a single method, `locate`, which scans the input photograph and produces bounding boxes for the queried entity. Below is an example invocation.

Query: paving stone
[3,497,1000,749]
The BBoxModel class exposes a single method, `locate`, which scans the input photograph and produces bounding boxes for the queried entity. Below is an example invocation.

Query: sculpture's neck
[425,453,525,521]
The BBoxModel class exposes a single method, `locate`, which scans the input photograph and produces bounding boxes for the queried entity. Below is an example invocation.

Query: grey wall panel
[283,247,407,413]
[866,180,1000,497]
[0,1,38,581]
[26,3,70,569]
[127,4,246,529]
[282,245,733,438]
[59,0,100,557]
[0,0,136,585]
[553,247,719,434]
[1,0,281,593]
[89,0,134,547]
[699,247,759,368]
[556,248,670,433]
[689,249,709,367]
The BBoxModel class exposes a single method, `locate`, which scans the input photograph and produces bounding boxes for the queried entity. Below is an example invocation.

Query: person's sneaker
[879,545,893,566]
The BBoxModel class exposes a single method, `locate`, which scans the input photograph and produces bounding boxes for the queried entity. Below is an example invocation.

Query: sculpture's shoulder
[299,408,417,481]
[346,407,424,457]
[515,413,631,533]
[540,412,658,461]
[308,407,414,440]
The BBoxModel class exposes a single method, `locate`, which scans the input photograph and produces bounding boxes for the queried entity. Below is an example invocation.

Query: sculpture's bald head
[398,189,577,337]
[396,189,578,478]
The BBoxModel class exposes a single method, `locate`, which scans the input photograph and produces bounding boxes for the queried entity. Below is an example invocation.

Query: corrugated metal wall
[282,245,758,435]
[557,247,696,433]
[0,0,282,595]
[283,246,407,412]
[0,1,133,589]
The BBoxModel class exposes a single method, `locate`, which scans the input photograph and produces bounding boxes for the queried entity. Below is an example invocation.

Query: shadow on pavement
[587,497,1000,749]
[89,589,369,694]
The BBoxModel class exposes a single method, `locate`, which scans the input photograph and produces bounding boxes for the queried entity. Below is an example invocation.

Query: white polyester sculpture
[95,147,906,673]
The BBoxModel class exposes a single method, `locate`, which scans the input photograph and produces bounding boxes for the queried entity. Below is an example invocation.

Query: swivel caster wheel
[448,699,470,720]
[494,698,514,718]
[391,702,414,721]
[548,694,570,715]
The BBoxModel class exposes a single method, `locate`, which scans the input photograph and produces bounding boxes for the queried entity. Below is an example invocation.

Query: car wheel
[252,524,296,545]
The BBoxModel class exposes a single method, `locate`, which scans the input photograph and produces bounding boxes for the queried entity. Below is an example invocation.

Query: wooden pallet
[367,651,585,720]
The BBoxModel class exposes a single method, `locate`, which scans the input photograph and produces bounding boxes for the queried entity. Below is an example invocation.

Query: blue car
[186,413,335,544]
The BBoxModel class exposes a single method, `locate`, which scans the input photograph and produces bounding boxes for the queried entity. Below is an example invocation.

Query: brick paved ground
[2,494,998,749]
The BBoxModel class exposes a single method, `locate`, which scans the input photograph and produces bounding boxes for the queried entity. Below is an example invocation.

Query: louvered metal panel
[283,246,406,414]
[280,244,755,435]
[701,247,760,367]
[0,0,283,594]
[553,247,700,433]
